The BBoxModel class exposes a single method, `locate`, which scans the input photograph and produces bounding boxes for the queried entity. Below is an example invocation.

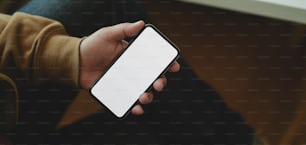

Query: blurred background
[1,0,306,145]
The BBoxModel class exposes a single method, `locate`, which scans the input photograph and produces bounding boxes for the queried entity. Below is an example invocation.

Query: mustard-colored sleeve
[0,12,82,131]
[0,12,81,87]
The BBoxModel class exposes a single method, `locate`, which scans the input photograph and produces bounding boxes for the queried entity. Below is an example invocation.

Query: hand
[79,21,180,115]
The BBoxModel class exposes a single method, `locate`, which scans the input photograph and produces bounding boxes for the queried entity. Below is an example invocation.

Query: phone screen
[90,24,179,118]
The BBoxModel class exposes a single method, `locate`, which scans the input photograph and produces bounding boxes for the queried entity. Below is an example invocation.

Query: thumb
[105,20,145,41]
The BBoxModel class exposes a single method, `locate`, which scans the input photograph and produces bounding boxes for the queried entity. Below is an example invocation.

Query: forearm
[0,12,81,87]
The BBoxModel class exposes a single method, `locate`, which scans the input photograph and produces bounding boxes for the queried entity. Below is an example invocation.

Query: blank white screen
[91,26,179,118]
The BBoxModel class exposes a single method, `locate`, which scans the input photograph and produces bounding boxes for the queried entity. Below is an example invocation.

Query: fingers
[132,75,172,116]
[124,20,145,37]
[153,76,167,92]
[131,105,144,115]
[139,92,154,104]
[168,61,180,72]
[104,20,145,42]
[131,92,154,115]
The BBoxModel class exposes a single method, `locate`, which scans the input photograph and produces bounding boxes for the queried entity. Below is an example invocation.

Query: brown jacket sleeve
[0,12,82,130]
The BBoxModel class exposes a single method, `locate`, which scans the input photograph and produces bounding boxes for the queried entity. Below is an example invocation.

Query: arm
[0,12,80,131]
[0,12,80,87]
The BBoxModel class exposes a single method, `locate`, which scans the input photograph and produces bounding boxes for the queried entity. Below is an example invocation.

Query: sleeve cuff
[34,29,82,88]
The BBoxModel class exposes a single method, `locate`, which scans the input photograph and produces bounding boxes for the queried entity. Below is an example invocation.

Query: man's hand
[79,21,180,115]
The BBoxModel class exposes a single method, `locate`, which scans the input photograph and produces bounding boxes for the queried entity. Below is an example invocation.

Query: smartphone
[90,24,180,118]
